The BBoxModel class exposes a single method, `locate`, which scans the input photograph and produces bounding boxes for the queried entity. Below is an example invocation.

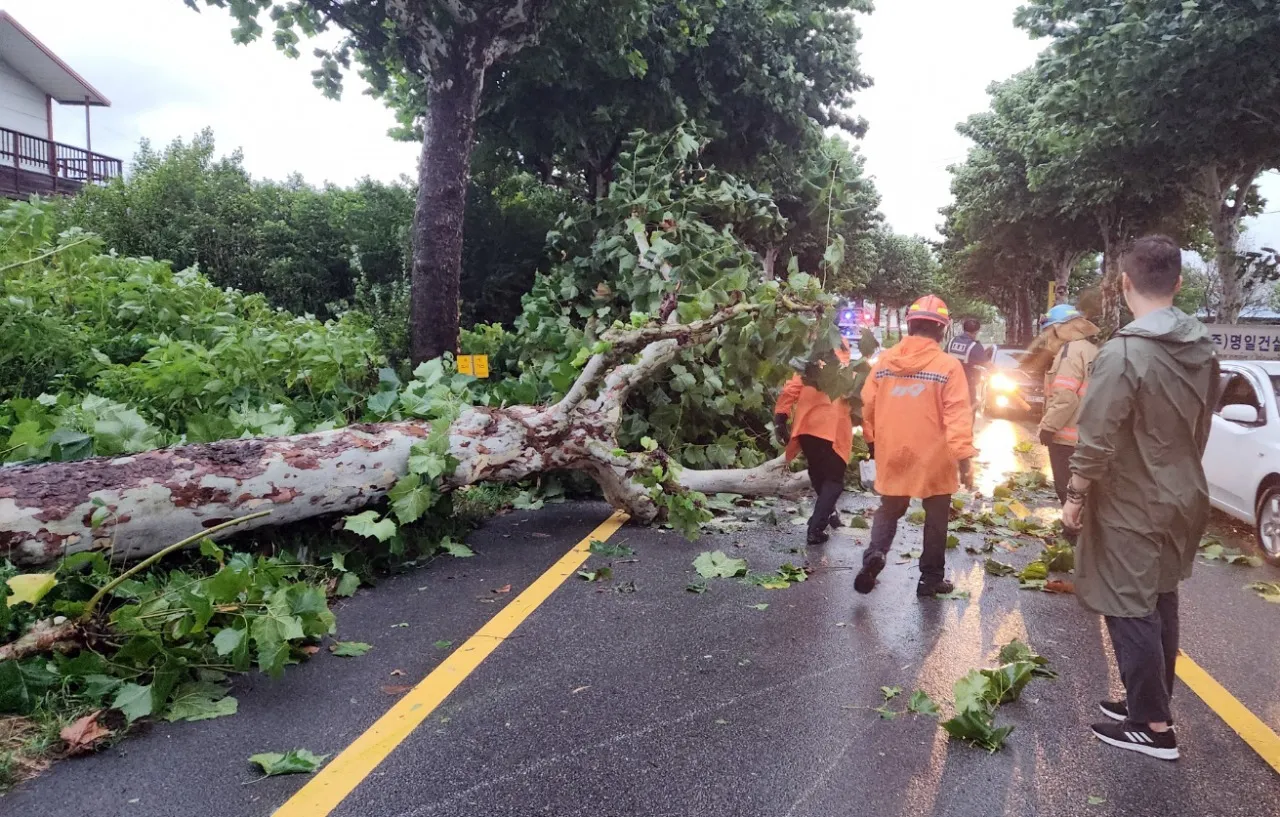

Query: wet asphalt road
[3,419,1278,817]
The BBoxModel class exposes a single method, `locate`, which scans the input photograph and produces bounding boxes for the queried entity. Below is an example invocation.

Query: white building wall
[0,58,48,137]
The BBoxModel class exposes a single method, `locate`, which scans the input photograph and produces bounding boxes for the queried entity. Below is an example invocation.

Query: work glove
[958,458,974,490]
[774,414,791,446]
[1039,429,1055,447]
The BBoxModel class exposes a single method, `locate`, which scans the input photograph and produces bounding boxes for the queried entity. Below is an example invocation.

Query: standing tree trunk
[1095,210,1125,333]
[409,50,487,365]
[1201,164,1261,324]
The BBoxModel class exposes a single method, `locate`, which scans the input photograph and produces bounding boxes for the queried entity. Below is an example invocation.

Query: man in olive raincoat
[1063,235,1219,761]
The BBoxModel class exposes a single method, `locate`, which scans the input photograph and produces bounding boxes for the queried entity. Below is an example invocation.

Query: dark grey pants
[798,435,846,537]
[1048,443,1074,504]
[1104,592,1179,724]
[865,494,950,582]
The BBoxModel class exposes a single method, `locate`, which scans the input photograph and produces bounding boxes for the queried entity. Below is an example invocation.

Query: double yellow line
[273,512,628,817]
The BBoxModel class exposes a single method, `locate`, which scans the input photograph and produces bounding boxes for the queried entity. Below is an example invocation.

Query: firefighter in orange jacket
[774,341,854,545]
[856,295,978,597]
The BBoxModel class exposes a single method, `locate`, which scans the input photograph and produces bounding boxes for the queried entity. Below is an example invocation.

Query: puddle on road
[972,418,1051,497]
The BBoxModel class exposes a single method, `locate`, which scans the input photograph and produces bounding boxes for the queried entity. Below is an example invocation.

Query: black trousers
[798,435,846,536]
[1104,592,1179,724]
[1048,442,1074,504]
[865,494,950,582]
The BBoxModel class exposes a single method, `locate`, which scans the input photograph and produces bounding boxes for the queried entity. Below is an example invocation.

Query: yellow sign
[473,354,490,379]
[1047,281,1057,311]
[456,355,474,376]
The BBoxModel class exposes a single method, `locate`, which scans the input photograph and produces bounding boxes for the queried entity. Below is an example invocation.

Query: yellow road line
[1176,651,1280,774]
[273,511,629,817]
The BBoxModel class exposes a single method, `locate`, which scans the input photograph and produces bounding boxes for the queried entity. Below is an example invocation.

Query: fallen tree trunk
[2,301,819,566]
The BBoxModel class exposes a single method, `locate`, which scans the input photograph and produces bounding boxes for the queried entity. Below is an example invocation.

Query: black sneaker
[855,553,885,594]
[1091,720,1179,761]
[807,528,830,545]
[916,578,955,598]
[828,513,843,529]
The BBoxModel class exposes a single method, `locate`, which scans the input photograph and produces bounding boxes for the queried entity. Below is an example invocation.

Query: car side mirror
[1220,404,1260,425]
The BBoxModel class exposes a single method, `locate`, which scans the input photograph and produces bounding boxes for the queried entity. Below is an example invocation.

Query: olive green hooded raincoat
[1070,307,1219,618]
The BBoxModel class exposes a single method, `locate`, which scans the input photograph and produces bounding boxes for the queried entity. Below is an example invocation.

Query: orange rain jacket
[774,345,854,465]
[860,335,977,498]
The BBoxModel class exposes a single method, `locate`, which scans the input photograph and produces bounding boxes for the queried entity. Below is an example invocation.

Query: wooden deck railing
[0,126,122,187]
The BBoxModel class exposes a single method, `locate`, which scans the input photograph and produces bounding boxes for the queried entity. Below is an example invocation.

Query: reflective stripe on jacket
[861,336,977,498]
[1040,330,1099,446]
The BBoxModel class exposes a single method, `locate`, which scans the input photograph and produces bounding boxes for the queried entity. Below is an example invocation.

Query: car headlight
[989,373,1017,393]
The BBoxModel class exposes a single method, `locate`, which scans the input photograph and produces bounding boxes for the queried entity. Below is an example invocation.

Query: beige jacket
[1039,317,1100,445]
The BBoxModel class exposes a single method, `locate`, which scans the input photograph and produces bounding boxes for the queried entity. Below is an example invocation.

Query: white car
[1202,360,1280,565]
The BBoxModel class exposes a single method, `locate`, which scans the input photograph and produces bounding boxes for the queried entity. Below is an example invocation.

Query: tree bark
[762,246,779,281]
[1,302,817,567]
[409,49,487,365]
[1096,210,1124,333]
[1202,165,1261,324]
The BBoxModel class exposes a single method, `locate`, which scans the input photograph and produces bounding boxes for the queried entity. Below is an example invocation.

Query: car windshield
[992,350,1026,368]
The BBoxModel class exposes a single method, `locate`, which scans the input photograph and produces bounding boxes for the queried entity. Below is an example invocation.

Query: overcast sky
[5,0,1278,247]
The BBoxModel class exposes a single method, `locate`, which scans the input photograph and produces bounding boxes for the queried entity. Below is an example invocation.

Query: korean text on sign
[1205,324,1280,360]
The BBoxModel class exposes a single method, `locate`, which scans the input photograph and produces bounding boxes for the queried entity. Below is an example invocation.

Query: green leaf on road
[874,706,899,720]
[589,540,635,558]
[433,640,453,650]
[112,682,154,723]
[249,749,329,776]
[330,641,373,657]
[907,689,940,717]
[750,603,769,611]
[693,550,748,579]
[881,685,902,701]
[980,662,1037,705]
[984,558,1017,577]
[164,682,238,722]
[934,590,970,600]
[946,534,960,550]
[997,640,1058,678]
[335,573,361,597]
[577,567,613,582]
[1247,582,1280,603]
[941,707,1014,752]
[1088,796,1107,806]
[952,670,991,714]
[1018,561,1048,582]
[442,539,475,558]
[907,510,926,525]
[686,581,708,594]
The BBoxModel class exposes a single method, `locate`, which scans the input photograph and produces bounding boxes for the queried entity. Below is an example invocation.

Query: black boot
[855,553,885,594]
[807,481,843,543]
[828,513,844,529]
[916,577,956,597]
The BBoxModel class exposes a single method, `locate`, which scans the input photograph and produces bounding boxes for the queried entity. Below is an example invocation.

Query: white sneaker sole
[1098,704,1126,722]
[1092,729,1179,760]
